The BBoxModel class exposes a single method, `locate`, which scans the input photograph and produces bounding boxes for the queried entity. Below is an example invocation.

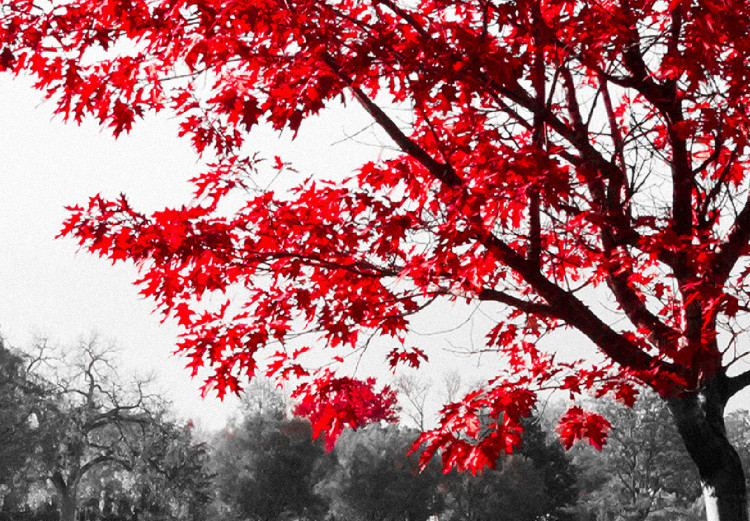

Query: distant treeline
[2,335,749,521]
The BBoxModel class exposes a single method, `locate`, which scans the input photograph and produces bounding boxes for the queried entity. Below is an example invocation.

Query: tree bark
[51,473,79,521]
[667,384,748,521]
[60,491,77,521]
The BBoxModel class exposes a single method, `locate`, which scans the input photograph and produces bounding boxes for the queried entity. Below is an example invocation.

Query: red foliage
[4,0,750,474]
[292,372,398,451]
[555,406,611,451]
[414,384,538,474]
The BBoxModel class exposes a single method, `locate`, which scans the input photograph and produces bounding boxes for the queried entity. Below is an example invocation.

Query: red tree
[2,0,750,519]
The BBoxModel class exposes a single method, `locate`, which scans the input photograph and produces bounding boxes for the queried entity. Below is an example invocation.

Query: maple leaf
[292,373,398,451]
[0,47,14,71]
[110,99,137,136]
[174,302,195,327]
[386,345,428,371]
[556,407,611,450]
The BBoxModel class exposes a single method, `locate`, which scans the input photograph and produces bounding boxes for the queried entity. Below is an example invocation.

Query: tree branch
[527,16,546,270]
[605,269,680,349]
[477,288,556,317]
[376,0,430,40]
[476,229,669,375]
[324,56,462,187]
[712,189,750,285]
[50,471,68,494]
[325,21,674,381]
[79,454,133,479]
[726,369,750,400]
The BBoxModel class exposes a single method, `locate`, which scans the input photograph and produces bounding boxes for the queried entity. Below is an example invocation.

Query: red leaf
[556,407,611,450]
[292,373,398,451]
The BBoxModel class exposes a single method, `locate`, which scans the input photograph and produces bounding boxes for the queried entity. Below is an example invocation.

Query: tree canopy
[212,414,331,521]
[321,424,444,521]
[0,335,212,521]
[3,0,750,518]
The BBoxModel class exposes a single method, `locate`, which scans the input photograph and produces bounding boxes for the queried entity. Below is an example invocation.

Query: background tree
[0,336,48,517]
[443,412,577,521]
[516,415,579,521]
[211,410,331,521]
[395,374,432,431]
[2,334,211,521]
[239,376,289,420]
[4,0,750,518]
[441,372,465,406]
[571,390,703,521]
[36,338,157,521]
[15,336,179,521]
[725,409,750,492]
[123,419,214,521]
[443,456,551,521]
[320,424,445,521]
[0,338,32,481]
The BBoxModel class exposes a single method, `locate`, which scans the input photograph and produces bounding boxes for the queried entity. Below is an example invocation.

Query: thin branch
[712,189,750,285]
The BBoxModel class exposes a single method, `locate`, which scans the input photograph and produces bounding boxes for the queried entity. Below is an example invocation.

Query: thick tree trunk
[60,491,77,521]
[51,473,78,521]
[667,386,748,521]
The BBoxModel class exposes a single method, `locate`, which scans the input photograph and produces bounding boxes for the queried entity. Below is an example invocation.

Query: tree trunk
[60,491,77,521]
[51,473,78,521]
[667,385,748,521]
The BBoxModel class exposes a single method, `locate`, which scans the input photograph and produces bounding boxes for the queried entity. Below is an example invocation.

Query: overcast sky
[3,75,749,432]
[0,76,495,430]
[0,78,240,429]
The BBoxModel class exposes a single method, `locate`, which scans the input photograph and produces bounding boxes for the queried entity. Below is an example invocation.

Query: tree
[3,0,750,518]
[571,390,702,521]
[210,376,331,521]
[394,374,432,430]
[1,334,210,521]
[211,413,331,521]
[516,415,578,521]
[0,338,33,483]
[239,376,289,420]
[0,336,48,516]
[443,456,552,521]
[320,424,445,521]
[122,419,214,521]
[726,410,750,492]
[21,336,174,521]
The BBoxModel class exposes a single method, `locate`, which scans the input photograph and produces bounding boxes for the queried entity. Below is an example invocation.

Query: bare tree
[394,374,432,430]
[240,376,288,420]
[25,335,166,521]
[442,371,464,404]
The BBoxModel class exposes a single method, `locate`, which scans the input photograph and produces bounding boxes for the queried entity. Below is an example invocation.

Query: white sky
[0,77,498,430]
[0,78,239,429]
[2,75,749,433]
